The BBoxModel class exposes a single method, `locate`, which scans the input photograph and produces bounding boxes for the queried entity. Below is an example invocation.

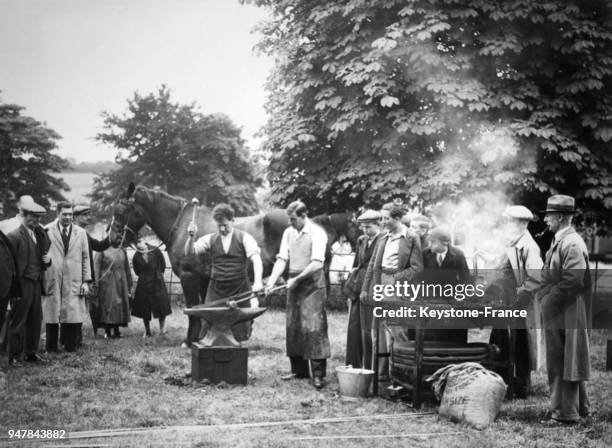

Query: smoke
[427,124,526,268]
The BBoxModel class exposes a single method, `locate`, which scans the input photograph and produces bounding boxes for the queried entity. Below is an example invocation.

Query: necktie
[437,253,444,267]
[62,226,70,254]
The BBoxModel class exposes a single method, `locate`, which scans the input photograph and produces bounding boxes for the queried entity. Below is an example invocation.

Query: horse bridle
[111,199,188,254]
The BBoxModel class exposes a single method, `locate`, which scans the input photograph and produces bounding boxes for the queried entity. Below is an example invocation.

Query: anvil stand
[184,306,267,385]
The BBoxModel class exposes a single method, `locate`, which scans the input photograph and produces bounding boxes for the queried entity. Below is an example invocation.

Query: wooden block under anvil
[184,306,267,384]
[191,344,248,385]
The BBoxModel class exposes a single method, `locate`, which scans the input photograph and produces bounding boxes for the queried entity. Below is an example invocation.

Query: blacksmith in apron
[345,209,381,368]
[489,205,544,398]
[185,203,263,342]
[265,200,331,389]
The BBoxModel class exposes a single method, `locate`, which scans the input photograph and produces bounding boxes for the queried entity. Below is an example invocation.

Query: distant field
[53,171,97,203]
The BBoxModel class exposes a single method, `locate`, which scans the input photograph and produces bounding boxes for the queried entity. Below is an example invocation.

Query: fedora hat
[541,194,576,214]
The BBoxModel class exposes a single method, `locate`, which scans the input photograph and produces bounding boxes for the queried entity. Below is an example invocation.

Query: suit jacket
[362,227,423,299]
[6,224,51,294]
[422,245,471,286]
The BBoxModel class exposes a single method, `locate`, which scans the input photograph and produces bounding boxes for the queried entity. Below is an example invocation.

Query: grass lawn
[1,308,611,447]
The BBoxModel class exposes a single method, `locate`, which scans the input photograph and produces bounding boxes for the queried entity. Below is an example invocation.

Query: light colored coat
[538,227,591,381]
[507,231,545,370]
[42,221,91,324]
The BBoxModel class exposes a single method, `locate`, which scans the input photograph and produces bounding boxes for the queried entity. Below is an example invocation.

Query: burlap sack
[427,362,506,430]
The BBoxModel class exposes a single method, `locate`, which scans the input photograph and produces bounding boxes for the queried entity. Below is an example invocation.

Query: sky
[0,0,272,162]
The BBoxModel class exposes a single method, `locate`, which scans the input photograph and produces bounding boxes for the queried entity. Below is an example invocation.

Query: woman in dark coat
[131,241,171,336]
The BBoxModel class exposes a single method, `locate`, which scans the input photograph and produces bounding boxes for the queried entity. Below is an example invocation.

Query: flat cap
[503,205,535,221]
[428,225,452,243]
[18,196,46,214]
[357,209,381,223]
[73,204,91,216]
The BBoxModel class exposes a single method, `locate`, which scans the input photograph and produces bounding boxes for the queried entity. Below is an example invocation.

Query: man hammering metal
[185,202,264,343]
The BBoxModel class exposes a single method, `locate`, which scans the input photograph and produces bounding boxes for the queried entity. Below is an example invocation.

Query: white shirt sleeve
[276,228,290,262]
[310,224,328,263]
[242,232,261,259]
[193,234,212,254]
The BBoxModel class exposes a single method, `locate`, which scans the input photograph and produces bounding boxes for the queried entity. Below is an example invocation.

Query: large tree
[92,86,263,215]
[251,0,612,225]
[0,97,69,218]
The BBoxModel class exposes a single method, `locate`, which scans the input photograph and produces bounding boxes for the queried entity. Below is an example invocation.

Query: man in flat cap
[345,209,382,368]
[5,196,51,366]
[489,205,544,397]
[538,195,591,425]
[361,203,423,379]
[73,204,111,340]
[421,225,471,343]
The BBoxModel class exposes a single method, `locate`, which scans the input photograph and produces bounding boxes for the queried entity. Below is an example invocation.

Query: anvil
[183,306,267,347]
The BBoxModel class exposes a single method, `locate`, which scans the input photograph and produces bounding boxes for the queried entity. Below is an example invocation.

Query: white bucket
[335,366,374,399]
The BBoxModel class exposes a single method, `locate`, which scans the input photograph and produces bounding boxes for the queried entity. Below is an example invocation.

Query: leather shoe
[8,357,23,368]
[24,354,47,363]
[540,418,577,426]
[313,377,325,389]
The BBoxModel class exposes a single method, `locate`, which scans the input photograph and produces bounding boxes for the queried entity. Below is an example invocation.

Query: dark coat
[131,248,171,320]
[538,227,591,381]
[361,227,423,300]
[346,232,381,367]
[421,245,471,343]
[6,224,51,295]
[421,245,471,286]
[86,234,111,282]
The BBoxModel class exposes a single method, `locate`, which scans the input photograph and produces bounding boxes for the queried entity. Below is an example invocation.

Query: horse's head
[109,182,147,248]
[344,212,360,249]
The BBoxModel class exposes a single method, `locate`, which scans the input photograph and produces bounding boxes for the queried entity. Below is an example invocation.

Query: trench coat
[42,221,91,324]
[94,247,132,326]
[506,231,545,370]
[538,227,591,382]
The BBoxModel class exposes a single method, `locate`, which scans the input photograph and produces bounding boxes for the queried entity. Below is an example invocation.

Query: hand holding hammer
[187,198,199,238]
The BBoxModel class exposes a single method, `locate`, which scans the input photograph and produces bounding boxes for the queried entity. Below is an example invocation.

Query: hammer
[188,197,199,238]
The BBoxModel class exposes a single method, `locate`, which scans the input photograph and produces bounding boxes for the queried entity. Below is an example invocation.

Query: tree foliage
[91,86,263,215]
[251,0,612,224]
[0,97,69,218]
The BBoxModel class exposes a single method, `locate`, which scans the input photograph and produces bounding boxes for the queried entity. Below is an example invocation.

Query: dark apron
[204,275,252,342]
[286,269,331,360]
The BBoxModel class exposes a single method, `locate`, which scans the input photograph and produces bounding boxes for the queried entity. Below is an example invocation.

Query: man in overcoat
[43,202,91,352]
[266,201,331,389]
[538,195,591,425]
[5,197,51,366]
[488,205,544,397]
[345,209,382,368]
[360,203,423,379]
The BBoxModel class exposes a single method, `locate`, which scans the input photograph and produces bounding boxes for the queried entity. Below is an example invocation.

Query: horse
[109,183,359,345]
